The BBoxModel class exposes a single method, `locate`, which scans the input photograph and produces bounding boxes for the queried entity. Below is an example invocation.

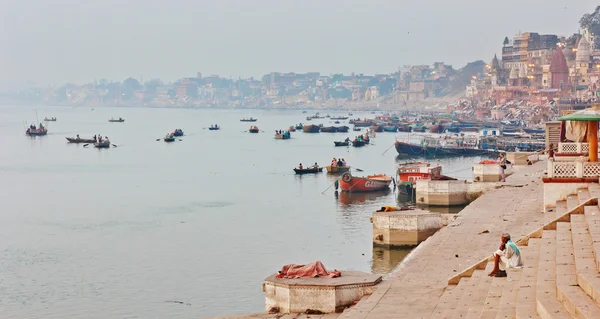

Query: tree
[123,77,141,91]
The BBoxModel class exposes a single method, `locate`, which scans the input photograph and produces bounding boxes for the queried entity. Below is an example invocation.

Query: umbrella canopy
[558,106,600,121]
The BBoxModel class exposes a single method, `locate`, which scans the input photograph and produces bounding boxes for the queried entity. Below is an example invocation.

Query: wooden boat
[335,126,349,133]
[275,132,291,139]
[66,137,95,143]
[208,126,220,130]
[326,166,351,174]
[394,140,496,157]
[352,140,365,147]
[302,124,320,133]
[240,118,257,122]
[249,126,260,133]
[339,172,392,192]
[331,116,349,120]
[397,124,412,132]
[334,121,340,124]
[383,125,398,132]
[296,124,303,130]
[164,136,175,142]
[370,125,383,133]
[293,167,323,174]
[44,117,57,122]
[26,127,48,136]
[320,126,337,133]
[334,141,350,147]
[173,129,184,136]
[109,117,125,123]
[94,141,111,148]
[288,126,296,132]
[396,162,455,195]
[352,126,361,131]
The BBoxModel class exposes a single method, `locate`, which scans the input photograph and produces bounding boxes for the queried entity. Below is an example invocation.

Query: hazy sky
[0,0,596,88]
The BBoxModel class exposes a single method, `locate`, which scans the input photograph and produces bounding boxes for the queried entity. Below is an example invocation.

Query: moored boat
[331,116,349,120]
[109,117,125,123]
[394,140,496,157]
[66,137,96,143]
[383,125,398,132]
[320,126,337,133]
[339,172,392,192]
[293,167,323,174]
[396,162,456,195]
[326,166,351,174]
[240,118,257,122]
[302,124,320,133]
[335,126,349,133]
[44,117,57,122]
[353,127,361,131]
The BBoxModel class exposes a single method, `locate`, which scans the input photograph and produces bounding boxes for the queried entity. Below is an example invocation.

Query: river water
[0,106,487,318]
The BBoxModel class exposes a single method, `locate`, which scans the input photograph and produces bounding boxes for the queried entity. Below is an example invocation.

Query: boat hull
[326,166,350,174]
[108,119,124,123]
[94,142,111,148]
[275,134,291,139]
[302,125,320,133]
[164,138,175,142]
[339,173,392,192]
[173,130,184,136]
[352,140,366,147]
[208,127,220,130]
[320,126,337,133]
[334,141,349,147]
[26,129,48,136]
[293,167,323,175]
[240,119,257,122]
[249,129,259,133]
[394,141,496,157]
[66,137,96,143]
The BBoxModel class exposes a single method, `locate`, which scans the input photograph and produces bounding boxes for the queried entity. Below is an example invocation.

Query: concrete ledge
[263,271,382,314]
[372,209,441,247]
[415,180,511,206]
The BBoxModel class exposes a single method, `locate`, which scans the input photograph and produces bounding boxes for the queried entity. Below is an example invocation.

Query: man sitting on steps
[488,233,523,277]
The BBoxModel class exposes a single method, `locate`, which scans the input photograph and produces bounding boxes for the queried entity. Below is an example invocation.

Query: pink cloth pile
[276,261,341,279]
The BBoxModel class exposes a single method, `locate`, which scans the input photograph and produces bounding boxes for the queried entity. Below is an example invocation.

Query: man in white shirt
[488,233,523,277]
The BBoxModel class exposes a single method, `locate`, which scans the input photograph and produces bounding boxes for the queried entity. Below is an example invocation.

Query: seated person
[488,233,523,277]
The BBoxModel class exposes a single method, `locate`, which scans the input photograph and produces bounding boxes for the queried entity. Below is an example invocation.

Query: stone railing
[547,159,600,178]
[558,142,589,154]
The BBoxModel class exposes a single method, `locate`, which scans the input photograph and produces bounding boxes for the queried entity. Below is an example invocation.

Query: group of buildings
[2,62,466,109]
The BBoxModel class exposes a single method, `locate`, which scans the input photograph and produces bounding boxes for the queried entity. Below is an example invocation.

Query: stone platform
[371,209,441,247]
[263,271,382,314]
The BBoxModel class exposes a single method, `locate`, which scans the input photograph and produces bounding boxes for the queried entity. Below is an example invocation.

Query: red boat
[396,162,455,194]
[339,172,392,192]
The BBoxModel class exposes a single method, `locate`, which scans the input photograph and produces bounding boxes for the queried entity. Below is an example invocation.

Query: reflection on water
[420,205,466,214]
[371,246,412,274]
[336,189,392,206]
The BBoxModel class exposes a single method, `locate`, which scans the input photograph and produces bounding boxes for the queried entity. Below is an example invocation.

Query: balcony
[548,142,600,178]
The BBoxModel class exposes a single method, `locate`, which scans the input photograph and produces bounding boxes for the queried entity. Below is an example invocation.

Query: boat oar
[178,139,183,141]
[321,181,337,194]
[83,144,89,147]
[112,144,118,148]
[382,143,395,156]
[156,138,161,141]
[355,168,364,172]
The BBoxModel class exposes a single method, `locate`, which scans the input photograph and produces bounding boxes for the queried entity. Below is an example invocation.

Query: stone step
[567,195,580,212]
[573,212,600,308]
[556,221,600,318]
[584,205,600,271]
[557,200,568,220]
[453,271,486,319]
[432,277,473,318]
[464,262,496,319]
[535,230,572,318]
[588,183,600,199]
[516,238,543,319]
[579,188,592,204]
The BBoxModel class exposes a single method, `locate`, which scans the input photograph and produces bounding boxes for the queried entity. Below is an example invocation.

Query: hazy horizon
[0,0,596,89]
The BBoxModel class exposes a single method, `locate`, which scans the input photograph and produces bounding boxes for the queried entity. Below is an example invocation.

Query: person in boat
[345,137,350,143]
[342,158,346,167]
[104,136,110,143]
[488,233,523,277]
[93,135,96,141]
[337,158,343,167]
[298,163,303,169]
[313,162,319,169]
[331,158,337,167]
[76,134,80,139]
